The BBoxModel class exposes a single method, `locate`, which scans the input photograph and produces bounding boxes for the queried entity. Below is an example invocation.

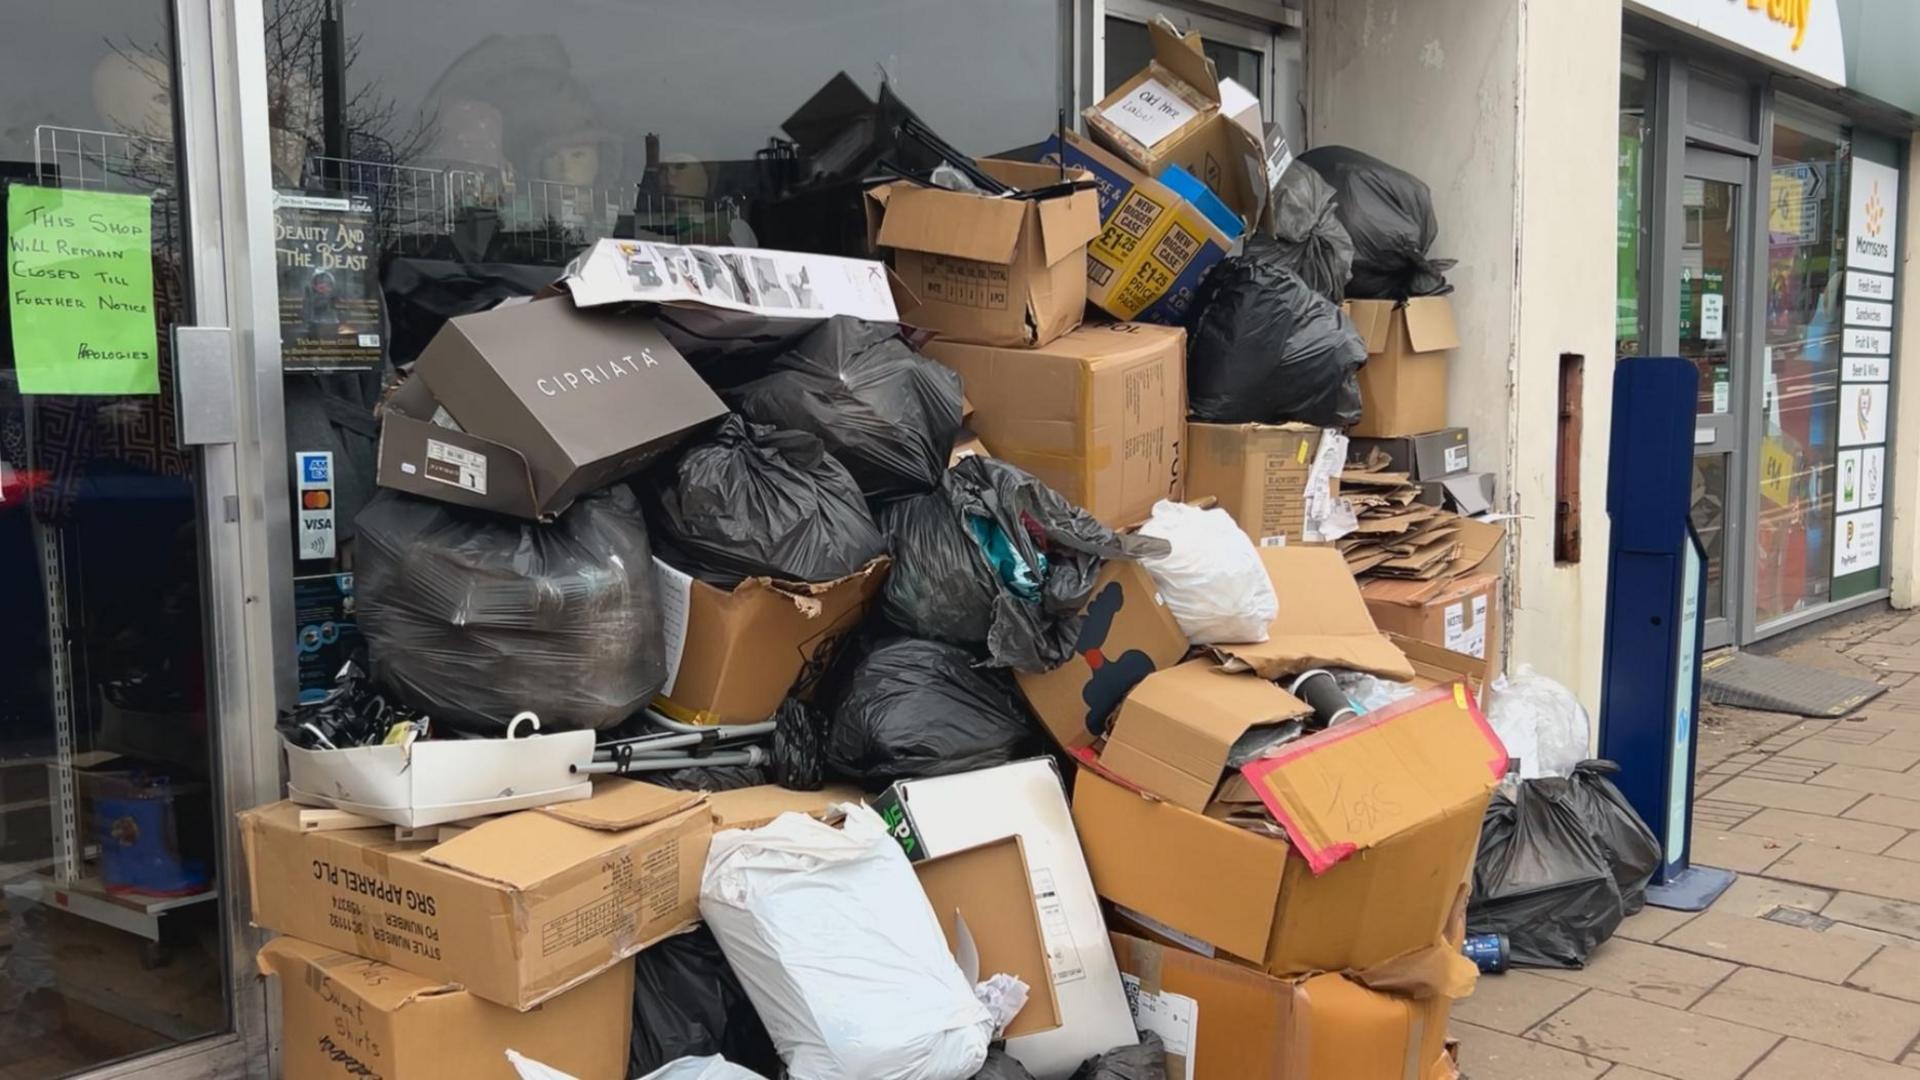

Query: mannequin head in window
[91,50,173,142]
[659,153,710,200]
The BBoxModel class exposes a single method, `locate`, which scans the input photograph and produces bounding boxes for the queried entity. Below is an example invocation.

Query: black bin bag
[1070,1034,1165,1080]
[1298,145,1455,300]
[1467,777,1625,969]
[354,485,665,734]
[1566,760,1663,916]
[826,637,1043,787]
[630,923,782,1078]
[646,413,887,588]
[972,1047,1039,1080]
[725,317,965,500]
[1184,256,1368,426]
[880,456,1165,671]
[1258,159,1355,302]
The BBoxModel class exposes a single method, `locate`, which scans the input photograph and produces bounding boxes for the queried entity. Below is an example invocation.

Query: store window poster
[1833,509,1882,578]
[274,193,383,373]
[1838,382,1888,448]
[1836,449,1863,513]
[1862,446,1885,510]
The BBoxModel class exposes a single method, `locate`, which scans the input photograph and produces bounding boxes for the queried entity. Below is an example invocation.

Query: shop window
[1756,108,1849,623]
[262,0,1068,360]
[1617,52,1650,360]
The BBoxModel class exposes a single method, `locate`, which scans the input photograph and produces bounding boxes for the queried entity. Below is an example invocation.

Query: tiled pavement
[1454,607,1920,1080]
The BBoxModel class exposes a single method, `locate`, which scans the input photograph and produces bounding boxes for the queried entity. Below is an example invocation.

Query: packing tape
[1403,1009,1426,1080]
[1131,939,1165,995]
[652,695,723,727]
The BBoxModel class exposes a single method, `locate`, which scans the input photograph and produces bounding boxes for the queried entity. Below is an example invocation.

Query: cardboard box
[1392,634,1495,703]
[1351,428,1471,480]
[1185,422,1340,547]
[870,760,1137,1079]
[1041,131,1238,326]
[282,727,596,829]
[949,427,992,465]
[1364,572,1501,666]
[241,779,712,1010]
[1211,547,1415,683]
[872,159,1101,348]
[704,783,864,832]
[259,936,633,1080]
[1084,18,1269,227]
[924,321,1185,528]
[1097,660,1310,813]
[916,836,1063,1039]
[376,299,726,520]
[1015,560,1191,751]
[1446,516,1506,578]
[1345,298,1459,438]
[1420,472,1495,516]
[652,556,888,725]
[1071,687,1503,976]
[1109,933,1455,1080]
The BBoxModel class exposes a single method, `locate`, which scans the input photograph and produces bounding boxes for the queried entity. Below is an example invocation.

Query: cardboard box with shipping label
[1072,686,1503,977]
[1365,571,1501,666]
[872,159,1101,348]
[1084,18,1270,228]
[1015,559,1191,752]
[1185,422,1339,547]
[652,556,888,726]
[376,299,727,520]
[1344,297,1459,438]
[924,321,1185,528]
[870,760,1137,1079]
[241,780,712,1010]
[1041,131,1238,326]
[259,936,633,1080]
[1109,934,1458,1080]
[1097,659,1310,813]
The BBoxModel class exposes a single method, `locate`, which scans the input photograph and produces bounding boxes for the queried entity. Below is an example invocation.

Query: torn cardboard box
[653,556,887,726]
[1041,131,1238,326]
[1393,634,1495,703]
[872,759,1137,1079]
[872,159,1101,348]
[1345,297,1460,438]
[1109,933,1459,1080]
[241,779,712,1010]
[1096,659,1310,813]
[925,321,1185,528]
[376,299,726,520]
[260,936,632,1080]
[1084,17,1270,228]
[1015,559,1191,752]
[916,835,1063,1040]
[1212,546,1414,682]
[1185,422,1342,547]
[704,783,864,832]
[1073,687,1503,977]
[1365,571,1501,666]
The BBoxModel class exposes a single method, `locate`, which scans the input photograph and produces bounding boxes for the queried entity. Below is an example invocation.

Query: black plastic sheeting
[880,456,1164,672]
[826,637,1044,788]
[971,1047,1039,1080]
[1185,256,1368,427]
[1069,1035,1167,1080]
[629,924,783,1078]
[354,485,665,733]
[646,414,887,588]
[1298,145,1454,300]
[1467,763,1661,969]
[726,317,965,501]
[1258,160,1355,303]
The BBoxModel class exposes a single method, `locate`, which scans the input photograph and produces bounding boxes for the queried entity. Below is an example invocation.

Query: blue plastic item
[96,786,211,897]
[1157,164,1246,240]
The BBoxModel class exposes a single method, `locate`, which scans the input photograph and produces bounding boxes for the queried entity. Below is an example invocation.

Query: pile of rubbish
[248,16,1658,1080]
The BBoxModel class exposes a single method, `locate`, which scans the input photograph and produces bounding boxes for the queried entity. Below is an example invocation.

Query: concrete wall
[1308,0,1622,706]
[1887,138,1920,609]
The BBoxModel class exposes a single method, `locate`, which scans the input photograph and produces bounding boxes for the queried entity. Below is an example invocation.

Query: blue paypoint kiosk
[1599,357,1735,911]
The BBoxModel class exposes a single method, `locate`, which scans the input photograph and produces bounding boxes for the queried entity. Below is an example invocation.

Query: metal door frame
[59,0,289,1076]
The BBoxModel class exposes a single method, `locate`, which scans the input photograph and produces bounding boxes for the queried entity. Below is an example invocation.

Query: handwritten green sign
[8,185,158,395]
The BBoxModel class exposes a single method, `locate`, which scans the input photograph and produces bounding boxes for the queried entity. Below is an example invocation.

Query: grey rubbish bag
[1256,159,1354,302]
[355,485,666,733]
[1298,145,1454,300]
[880,456,1165,671]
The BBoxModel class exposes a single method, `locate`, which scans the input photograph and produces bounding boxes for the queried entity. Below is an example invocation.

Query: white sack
[699,803,992,1080]
[1136,500,1278,644]
[506,1051,763,1080]
[1486,664,1592,780]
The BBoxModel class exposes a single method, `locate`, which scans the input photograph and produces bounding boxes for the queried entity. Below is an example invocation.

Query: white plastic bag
[506,1052,763,1080]
[1485,665,1592,779]
[700,804,992,1080]
[1135,500,1278,644]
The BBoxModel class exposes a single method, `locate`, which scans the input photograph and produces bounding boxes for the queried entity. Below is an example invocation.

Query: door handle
[172,326,238,447]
